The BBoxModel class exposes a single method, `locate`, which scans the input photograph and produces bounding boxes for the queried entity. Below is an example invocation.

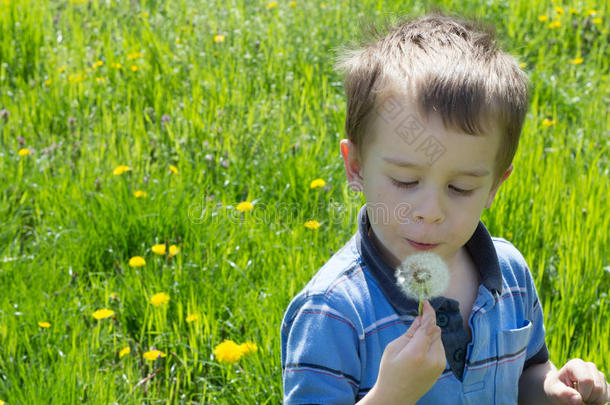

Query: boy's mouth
[405,238,439,250]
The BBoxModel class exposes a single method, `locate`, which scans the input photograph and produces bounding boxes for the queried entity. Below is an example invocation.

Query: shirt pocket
[494,319,532,404]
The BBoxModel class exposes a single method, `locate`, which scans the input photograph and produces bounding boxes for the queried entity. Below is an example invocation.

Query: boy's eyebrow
[382,156,490,177]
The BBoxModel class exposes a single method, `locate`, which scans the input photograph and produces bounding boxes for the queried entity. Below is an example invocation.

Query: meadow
[0,0,608,403]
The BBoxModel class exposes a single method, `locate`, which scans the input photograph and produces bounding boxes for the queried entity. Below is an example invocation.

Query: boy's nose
[411,192,444,225]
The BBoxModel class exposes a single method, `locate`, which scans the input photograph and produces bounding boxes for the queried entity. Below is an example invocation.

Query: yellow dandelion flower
[289,1,296,6]
[570,57,584,64]
[92,60,103,69]
[214,340,243,364]
[92,308,115,320]
[58,66,67,73]
[548,20,561,28]
[152,244,166,255]
[109,292,118,300]
[150,292,170,307]
[238,341,258,356]
[186,313,199,323]
[569,8,578,15]
[95,77,106,84]
[68,73,86,83]
[119,346,130,358]
[538,15,549,22]
[542,118,556,127]
[169,165,178,174]
[111,62,122,69]
[214,34,225,42]
[555,6,564,15]
[143,350,167,361]
[266,1,277,8]
[18,148,31,157]
[128,256,146,267]
[113,165,131,175]
[45,78,52,85]
[519,62,526,68]
[236,201,253,212]
[127,52,143,60]
[133,190,147,198]
[592,17,602,24]
[168,245,179,257]
[310,178,326,189]
[586,9,596,16]
[131,65,138,72]
[38,321,51,328]
[304,220,320,230]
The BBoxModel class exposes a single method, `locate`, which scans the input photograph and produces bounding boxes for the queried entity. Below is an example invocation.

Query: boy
[280,11,610,405]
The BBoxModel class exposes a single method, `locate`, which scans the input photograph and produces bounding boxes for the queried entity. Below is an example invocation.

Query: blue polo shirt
[281,203,549,404]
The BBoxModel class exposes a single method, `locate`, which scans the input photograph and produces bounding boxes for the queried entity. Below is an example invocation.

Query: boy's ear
[485,164,513,209]
[340,139,364,192]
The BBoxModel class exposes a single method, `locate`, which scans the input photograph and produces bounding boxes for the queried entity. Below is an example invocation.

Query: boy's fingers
[401,316,422,340]
[563,361,595,401]
[390,301,439,357]
[547,382,580,405]
[421,300,436,322]
[588,372,609,403]
[385,316,422,353]
[405,316,422,338]
[401,312,441,356]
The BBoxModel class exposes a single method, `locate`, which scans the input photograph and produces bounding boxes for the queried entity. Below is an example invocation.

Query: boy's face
[340,95,513,270]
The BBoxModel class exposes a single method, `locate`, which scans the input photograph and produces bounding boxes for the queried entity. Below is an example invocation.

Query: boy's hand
[544,359,610,404]
[367,300,446,405]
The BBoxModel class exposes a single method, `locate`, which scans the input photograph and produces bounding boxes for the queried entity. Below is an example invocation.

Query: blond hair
[333,11,529,187]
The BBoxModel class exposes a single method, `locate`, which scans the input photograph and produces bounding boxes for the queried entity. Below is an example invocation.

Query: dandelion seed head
[395,252,450,301]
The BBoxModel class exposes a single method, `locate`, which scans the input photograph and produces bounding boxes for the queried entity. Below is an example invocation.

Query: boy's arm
[518,360,557,405]
[281,293,362,404]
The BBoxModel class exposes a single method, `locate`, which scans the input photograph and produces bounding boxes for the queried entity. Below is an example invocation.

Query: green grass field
[0,0,608,403]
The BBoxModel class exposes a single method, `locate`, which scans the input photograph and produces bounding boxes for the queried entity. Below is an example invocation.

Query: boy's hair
[333,11,529,188]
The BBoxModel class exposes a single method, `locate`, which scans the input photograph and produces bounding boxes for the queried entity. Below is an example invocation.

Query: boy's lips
[405,238,440,250]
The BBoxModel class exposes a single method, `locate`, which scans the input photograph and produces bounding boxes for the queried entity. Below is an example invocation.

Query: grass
[0,0,608,403]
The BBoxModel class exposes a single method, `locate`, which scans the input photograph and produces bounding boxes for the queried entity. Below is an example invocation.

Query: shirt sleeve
[281,292,362,405]
[522,263,549,369]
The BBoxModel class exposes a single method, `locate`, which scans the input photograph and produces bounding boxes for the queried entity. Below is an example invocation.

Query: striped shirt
[281,203,548,404]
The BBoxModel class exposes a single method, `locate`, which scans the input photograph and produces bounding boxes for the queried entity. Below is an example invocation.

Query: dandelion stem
[418,300,423,316]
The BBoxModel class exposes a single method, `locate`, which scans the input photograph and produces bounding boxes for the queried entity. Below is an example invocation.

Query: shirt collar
[355,203,503,315]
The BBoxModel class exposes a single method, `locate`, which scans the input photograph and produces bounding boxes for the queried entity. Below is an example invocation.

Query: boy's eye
[390,178,417,189]
[390,178,474,195]
[449,185,473,195]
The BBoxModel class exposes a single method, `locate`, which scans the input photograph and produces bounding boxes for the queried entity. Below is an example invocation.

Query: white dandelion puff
[395,252,450,314]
